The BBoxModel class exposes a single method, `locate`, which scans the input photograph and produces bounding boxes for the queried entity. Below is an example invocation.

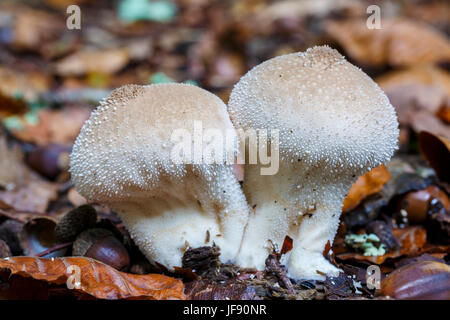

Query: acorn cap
[55,205,97,243]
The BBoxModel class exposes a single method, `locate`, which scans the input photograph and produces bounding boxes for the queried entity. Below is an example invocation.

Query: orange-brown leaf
[0,256,185,300]
[325,19,450,67]
[343,165,391,212]
[337,226,427,264]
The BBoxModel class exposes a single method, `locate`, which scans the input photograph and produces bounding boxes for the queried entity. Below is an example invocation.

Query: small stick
[36,242,73,257]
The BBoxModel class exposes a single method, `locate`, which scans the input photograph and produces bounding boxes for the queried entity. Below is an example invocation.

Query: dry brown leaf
[11,106,91,145]
[411,110,450,140]
[0,92,27,117]
[0,256,186,300]
[0,180,59,213]
[376,65,450,138]
[436,105,450,124]
[0,136,33,188]
[343,165,391,212]
[0,66,51,101]
[377,65,450,96]
[419,131,450,182]
[337,226,427,264]
[54,48,130,76]
[325,19,450,67]
[0,5,64,52]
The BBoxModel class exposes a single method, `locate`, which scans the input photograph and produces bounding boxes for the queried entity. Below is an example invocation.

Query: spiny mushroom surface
[228,46,399,280]
[70,83,250,269]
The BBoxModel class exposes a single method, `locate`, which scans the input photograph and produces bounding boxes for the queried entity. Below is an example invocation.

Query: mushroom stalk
[236,159,349,279]
[228,46,399,280]
[111,165,249,268]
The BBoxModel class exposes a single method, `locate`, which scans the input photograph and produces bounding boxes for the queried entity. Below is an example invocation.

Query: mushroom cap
[70,83,237,203]
[228,46,399,171]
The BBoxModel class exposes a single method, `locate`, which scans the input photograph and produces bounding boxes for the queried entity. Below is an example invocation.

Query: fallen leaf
[376,65,450,138]
[418,131,450,182]
[0,92,27,117]
[19,217,66,258]
[325,19,450,67]
[11,106,91,145]
[0,136,33,188]
[0,180,59,213]
[436,104,450,124]
[1,5,64,52]
[343,165,391,212]
[0,256,185,300]
[337,226,427,264]
[0,66,51,101]
[54,48,130,76]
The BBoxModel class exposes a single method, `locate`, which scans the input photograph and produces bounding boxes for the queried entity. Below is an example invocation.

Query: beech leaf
[0,256,186,300]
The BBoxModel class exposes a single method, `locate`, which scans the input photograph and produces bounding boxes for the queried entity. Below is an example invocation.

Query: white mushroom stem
[111,165,248,269]
[237,161,353,279]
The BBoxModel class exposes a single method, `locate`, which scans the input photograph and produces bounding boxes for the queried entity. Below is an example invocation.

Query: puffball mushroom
[228,46,399,280]
[70,83,250,269]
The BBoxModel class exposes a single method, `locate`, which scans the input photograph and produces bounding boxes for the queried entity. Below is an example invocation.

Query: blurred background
[0,0,449,300]
[0,0,448,144]
[0,0,448,223]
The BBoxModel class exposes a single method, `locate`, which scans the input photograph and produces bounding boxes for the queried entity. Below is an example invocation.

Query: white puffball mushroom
[228,46,399,280]
[70,83,250,270]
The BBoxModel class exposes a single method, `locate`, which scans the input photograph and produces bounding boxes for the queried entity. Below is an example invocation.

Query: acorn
[380,261,450,299]
[55,205,97,243]
[73,228,130,271]
[25,144,72,180]
[397,185,450,224]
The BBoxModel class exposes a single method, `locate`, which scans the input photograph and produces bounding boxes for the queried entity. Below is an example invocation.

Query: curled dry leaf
[19,217,66,258]
[325,19,450,67]
[0,256,186,300]
[418,131,450,182]
[337,226,427,264]
[343,165,391,212]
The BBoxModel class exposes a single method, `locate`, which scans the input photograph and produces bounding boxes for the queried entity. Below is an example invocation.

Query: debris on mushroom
[70,83,250,270]
[228,46,399,280]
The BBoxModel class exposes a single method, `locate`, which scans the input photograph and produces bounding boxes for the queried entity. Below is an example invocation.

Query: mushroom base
[235,163,356,280]
[109,166,250,270]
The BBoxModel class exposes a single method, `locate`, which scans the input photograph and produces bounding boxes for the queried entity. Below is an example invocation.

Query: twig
[265,253,295,294]
[36,242,73,257]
